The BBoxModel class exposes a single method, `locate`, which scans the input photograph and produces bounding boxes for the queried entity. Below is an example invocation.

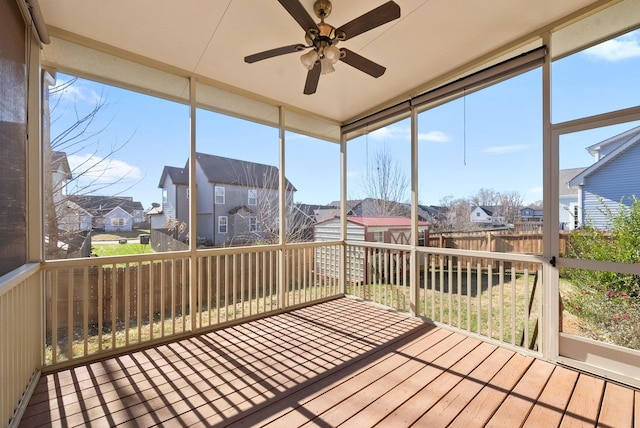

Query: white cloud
[68,153,142,183]
[419,130,450,143]
[583,31,640,61]
[53,80,104,105]
[368,126,397,140]
[482,145,528,154]
[368,126,451,143]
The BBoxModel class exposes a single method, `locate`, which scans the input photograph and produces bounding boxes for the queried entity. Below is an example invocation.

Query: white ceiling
[38,0,603,125]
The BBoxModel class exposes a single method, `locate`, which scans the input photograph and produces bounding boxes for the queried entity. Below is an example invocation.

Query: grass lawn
[92,228,150,241]
[92,242,153,256]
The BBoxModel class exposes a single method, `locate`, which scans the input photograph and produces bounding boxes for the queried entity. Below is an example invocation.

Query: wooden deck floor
[20,297,640,427]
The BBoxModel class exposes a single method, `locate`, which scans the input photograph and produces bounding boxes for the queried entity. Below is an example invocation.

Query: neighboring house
[520,205,544,222]
[103,206,133,232]
[158,153,296,246]
[470,206,506,226]
[569,126,640,229]
[559,167,586,230]
[318,199,440,224]
[51,151,71,204]
[292,203,332,241]
[314,216,429,244]
[50,152,145,232]
[56,199,93,232]
[145,203,167,230]
[68,195,145,231]
[157,166,189,229]
[314,216,429,282]
[334,198,411,218]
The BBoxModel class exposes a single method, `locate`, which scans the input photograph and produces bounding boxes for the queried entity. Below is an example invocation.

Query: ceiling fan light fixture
[323,45,340,64]
[300,49,318,70]
[320,58,335,75]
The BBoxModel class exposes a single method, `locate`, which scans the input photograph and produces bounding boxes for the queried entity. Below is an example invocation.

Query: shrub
[563,196,640,349]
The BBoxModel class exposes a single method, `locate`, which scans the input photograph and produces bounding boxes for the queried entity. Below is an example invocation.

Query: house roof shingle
[194,153,296,191]
[68,195,144,216]
[343,216,428,227]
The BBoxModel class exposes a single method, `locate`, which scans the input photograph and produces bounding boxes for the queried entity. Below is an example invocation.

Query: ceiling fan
[244,0,401,95]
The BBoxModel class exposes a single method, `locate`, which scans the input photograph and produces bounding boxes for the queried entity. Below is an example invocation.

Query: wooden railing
[345,242,544,354]
[0,263,42,428]
[41,242,345,369]
[3,238,545,425]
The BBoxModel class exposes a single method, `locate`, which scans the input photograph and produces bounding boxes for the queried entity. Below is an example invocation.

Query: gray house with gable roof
[157,153,296,246]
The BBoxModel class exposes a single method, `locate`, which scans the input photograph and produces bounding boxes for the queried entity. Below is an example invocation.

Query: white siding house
[559,167,585,230]
[104,206,133,232]
[470,206,505,226]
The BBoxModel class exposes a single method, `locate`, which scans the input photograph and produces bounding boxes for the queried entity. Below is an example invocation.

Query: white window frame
[218,216,228,234]
[215,186,225,204]
[373,231,384,242]
[248,189,257,206]
[249,216,257,232]
[111,218,125,227]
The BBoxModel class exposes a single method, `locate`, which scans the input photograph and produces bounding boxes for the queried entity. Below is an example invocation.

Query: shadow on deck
[20,298,640,427]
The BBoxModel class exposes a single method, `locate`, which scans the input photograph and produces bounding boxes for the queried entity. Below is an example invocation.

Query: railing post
[339,132,347,295]
[410,106,419,317]
[188,75,198,332]
[278,106,287,309]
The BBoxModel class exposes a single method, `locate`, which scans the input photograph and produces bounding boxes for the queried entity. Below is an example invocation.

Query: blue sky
[51,30,640,209]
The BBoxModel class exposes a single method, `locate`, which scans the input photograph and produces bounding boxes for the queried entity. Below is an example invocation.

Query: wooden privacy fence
[44,250,317,332]
[45,260,189,333]
[429,231,572,254]
[428,230,572,270]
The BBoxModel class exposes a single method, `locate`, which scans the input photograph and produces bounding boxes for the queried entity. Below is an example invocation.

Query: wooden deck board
[598,382,635,427]
[560,374,605,427]
[522,365,579,428]
[19,297,639,428]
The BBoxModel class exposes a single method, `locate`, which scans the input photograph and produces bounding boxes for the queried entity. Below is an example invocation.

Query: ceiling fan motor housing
[313,0,332,19]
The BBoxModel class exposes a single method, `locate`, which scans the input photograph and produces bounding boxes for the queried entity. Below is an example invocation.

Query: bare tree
[360,145,410,216]
[499,190,524,224]
[44,77,141,258]
[470,187,501,208]
[229,162,308,245]
[438,196,474,231]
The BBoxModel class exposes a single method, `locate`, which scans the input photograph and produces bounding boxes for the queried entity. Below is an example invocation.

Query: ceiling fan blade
[340,49,386,78]
[336,1,400,40]
[245,44,307,63]
[303,62,321,95]
[278,0,319,32]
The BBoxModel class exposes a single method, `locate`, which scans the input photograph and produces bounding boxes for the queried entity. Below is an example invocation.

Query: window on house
[112,218,125,226]
[373,231,384,242]
[162,189,168,205]
[249,216,257,232]
[248,189,257,206]
[218,216,228,234]
[215,186,225,204]
[476,212,481,217]
[574,205,579,229]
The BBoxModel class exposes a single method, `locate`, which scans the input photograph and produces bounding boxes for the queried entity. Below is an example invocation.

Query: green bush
[564,196,640,296]
[562,196,640,349]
